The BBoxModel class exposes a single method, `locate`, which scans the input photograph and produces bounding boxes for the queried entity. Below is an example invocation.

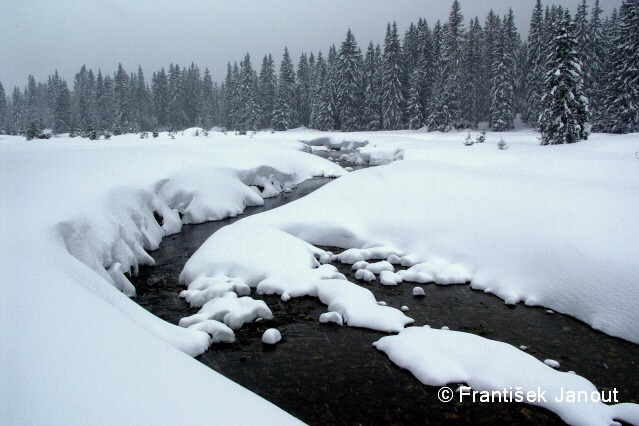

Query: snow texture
[1,131,340,424]
[374,326,639,426]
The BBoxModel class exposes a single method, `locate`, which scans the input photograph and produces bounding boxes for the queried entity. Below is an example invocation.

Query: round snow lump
[544,359,560,368]
[412,287,426,297]
[262,328,282,345]
[319,311,344,326]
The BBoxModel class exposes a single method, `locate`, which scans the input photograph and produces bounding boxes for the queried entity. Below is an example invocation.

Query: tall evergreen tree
[587,0,606,128]
[539,10,589,144]
[152,68,169,130]
[238,53,261,132]
[439,0,465,129]
[11,87,24,134]
[490,17,515,131]
[53,81,71,134]
[272,47,296,130]
[462,18,482,127]
[337,29,362,131]
[200,68,216,129]
[601,0,639,133]
[259,54,277,128]
[296,53,312,127]
[382,22,405,130]
[0,82,6,133]
[362,42,383,130]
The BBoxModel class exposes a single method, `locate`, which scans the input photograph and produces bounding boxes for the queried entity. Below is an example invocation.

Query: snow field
[1,131,342,424]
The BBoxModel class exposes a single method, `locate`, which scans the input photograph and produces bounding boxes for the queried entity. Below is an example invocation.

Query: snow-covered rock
[412,287,426,297]
[179,292,273,330]
[262,328,282,345]
[320,311,344,326]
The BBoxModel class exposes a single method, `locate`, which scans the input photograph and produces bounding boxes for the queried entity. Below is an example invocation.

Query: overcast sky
[0,0,621,91]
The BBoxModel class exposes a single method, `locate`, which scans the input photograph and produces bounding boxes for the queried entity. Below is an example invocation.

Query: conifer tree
[382,22,405,130]
[0,82,6,133]
[11,87,24,134]
[337,29,362,131]
[53,81,71,134]
[406,70,423,129]
[152,68,169,130]
[587,0,606,128]
[362,42,382,130]
[312,51,334,131]
[200,68,215,129]
[272,47,296,130]
[462,18,482,127]
[238,53,261,132]
[539,10,589,144]
[490,18,515,131]
[259,54,277,129]
[296,53,312,127]
[439,0,465,130]
[601,0,639,133]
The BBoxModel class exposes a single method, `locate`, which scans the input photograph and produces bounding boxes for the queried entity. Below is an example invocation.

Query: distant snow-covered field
[1,127,638,425]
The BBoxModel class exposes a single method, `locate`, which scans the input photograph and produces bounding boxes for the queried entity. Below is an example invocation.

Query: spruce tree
[337,29,362,131]
[238,53,261,132]
[272,47,296,130]
[296,53,312,127]
[382,22,404,130]
[152,68,169,130]
[602,0,639,133]
[53,81,71,134]
[0,82,6,133]
[362,42,383,130]
[258,54,277,128]
[406,70,423,129]
[11,87,24,134]
[440,0,465,130]
[490,18,515,131]
[587,0,606,128]
[200,68,215,130]
[538,10,589,145]
[312,51,335,131]
[462,18,482,127]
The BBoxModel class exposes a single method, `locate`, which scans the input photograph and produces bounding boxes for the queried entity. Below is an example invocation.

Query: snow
[2,127,639,423]
[179,292,273,330]
[373,326,639,426]
[545,359,561,369]
[238,129,639,345]
[0,131,340,424]
[180,223,413,333]
[412,287,426,297]
[320,311,344,325]
[262,328,282,345]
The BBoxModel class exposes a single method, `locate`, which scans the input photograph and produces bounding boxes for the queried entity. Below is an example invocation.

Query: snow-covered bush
[497,137,508,150]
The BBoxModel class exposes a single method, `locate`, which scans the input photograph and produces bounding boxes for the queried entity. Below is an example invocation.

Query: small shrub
[464,132,474,146]
[476,130,486,144]
[497,137,509,150]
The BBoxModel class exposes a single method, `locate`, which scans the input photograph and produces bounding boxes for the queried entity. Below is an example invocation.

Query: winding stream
[133,150,638,425]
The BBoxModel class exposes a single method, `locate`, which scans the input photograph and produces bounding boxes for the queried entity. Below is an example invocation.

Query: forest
[0,0,637,142]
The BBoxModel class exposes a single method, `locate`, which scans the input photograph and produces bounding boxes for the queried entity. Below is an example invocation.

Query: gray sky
[0,0,621,91]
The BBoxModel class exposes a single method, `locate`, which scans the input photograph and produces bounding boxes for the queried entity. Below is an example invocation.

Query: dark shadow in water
[133,155,638,425]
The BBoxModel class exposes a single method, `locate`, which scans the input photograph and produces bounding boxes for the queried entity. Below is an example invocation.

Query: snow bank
[374,326,639,426]
[180,223,413,333]
[1,132,341,424]
[242,130,639,344]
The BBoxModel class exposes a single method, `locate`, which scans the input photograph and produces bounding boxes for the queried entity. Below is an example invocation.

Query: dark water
[133,152,638,425]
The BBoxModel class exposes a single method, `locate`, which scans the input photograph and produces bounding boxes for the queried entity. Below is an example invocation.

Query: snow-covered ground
[0,130,341,424]
[1,127,638,424]
[179,127,639,423]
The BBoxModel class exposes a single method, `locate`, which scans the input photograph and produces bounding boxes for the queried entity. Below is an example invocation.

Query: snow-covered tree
[490,18,515,131]
[439,0,465,129]
[113,63,130,133]
[587,0,606,128]
[296,53,312,127]
[152,68,169,130]
[538,10,589,145]
[601,0,639,133]
[238,53,261,132]
[406,70,423,129]
[382,22,404,130]
[200,68,216,129]
[0,82,7,133]
[53,81,71,134]
[272,47,296,130]
[258,54,277,129]
[337,29,362,131]
[361,42,383,130]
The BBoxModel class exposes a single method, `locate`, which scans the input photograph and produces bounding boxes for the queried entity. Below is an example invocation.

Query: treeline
[0,0,636,138]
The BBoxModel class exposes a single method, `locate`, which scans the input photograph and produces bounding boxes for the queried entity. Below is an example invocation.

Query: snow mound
[354,269,376,282]
[365,260,395,274]
[397,257,472,285]
[374,326,639,426]
[180,223,413,333]
[180,276,251,308]
[336,247,403,264]
[179,292,273,331]
[187,320,236,344]
[380,270,403,286]
[412,287,426,297]
[262,328,282,345]
[320,311,344,325]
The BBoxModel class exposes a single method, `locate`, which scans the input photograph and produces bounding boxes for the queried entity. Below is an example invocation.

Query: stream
[132,149,638,425]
